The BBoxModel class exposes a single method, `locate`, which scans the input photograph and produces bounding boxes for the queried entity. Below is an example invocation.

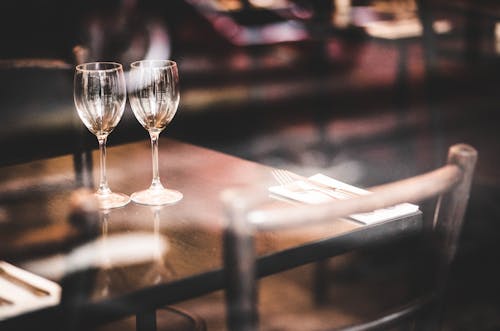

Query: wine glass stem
[150,131,164,190]
[97,136,112,195]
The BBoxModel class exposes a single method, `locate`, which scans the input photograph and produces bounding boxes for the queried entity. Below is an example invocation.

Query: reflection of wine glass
[128,60,182,205]
[142,206,176,285]
[96,210,111,298]
[74,62,130,209]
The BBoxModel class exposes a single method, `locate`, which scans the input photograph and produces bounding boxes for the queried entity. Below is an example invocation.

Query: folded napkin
[269,173,419,225]
[0,261,60,320]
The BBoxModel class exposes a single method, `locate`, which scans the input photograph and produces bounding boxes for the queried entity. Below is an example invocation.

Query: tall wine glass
[128,60,182,205]
[74,62,130,209]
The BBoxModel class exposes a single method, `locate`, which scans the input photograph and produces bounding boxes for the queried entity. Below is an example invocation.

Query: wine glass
[74,62,130,209]
[128,60,182,205]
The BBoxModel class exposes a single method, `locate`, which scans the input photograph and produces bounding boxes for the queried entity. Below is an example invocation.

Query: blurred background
[1,0,499,329]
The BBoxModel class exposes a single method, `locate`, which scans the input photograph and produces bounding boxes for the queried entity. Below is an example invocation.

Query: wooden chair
[222,143,477,331]
[0,56,93,188]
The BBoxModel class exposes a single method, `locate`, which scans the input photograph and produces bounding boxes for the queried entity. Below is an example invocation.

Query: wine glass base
[131,188,183,206]
[96,192,130,210]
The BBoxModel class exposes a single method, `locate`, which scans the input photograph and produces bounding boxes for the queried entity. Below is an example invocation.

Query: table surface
[0,138,421,329]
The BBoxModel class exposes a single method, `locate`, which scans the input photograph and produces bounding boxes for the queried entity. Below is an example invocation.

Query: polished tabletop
[0,139,421,329]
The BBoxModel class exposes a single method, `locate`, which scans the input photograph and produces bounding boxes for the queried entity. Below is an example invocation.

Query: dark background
[1,0,500,329]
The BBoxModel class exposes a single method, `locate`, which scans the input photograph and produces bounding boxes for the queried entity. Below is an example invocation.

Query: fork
[271,169,354,200]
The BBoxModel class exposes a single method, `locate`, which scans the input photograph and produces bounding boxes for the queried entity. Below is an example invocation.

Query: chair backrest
[222,143,477,331]
[0,58,73,164]
[0,55,93,188]
[71,46,94,189]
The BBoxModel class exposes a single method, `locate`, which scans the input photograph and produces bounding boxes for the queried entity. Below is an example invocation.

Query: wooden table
[0,139,421,330]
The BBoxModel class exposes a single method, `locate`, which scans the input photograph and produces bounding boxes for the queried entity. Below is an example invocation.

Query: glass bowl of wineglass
[127,60,183,205]
[74,62,130,209]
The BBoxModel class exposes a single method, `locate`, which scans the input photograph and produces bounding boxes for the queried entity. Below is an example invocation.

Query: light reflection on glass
[141,206,177,285]
[19,229,169,286]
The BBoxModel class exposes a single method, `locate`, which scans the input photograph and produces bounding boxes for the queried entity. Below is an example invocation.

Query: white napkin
[0,261,61,320]
[269,173,419,225]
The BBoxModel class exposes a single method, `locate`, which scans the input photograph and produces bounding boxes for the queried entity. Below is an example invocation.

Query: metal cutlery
[271,169,357,199]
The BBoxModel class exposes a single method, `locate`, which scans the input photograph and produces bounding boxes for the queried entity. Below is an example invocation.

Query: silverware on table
[272,169,357,199]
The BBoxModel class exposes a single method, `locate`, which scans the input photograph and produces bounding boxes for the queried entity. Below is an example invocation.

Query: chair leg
[313,259,330,305]
[136,311,157,331]
[73,150,94,189]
